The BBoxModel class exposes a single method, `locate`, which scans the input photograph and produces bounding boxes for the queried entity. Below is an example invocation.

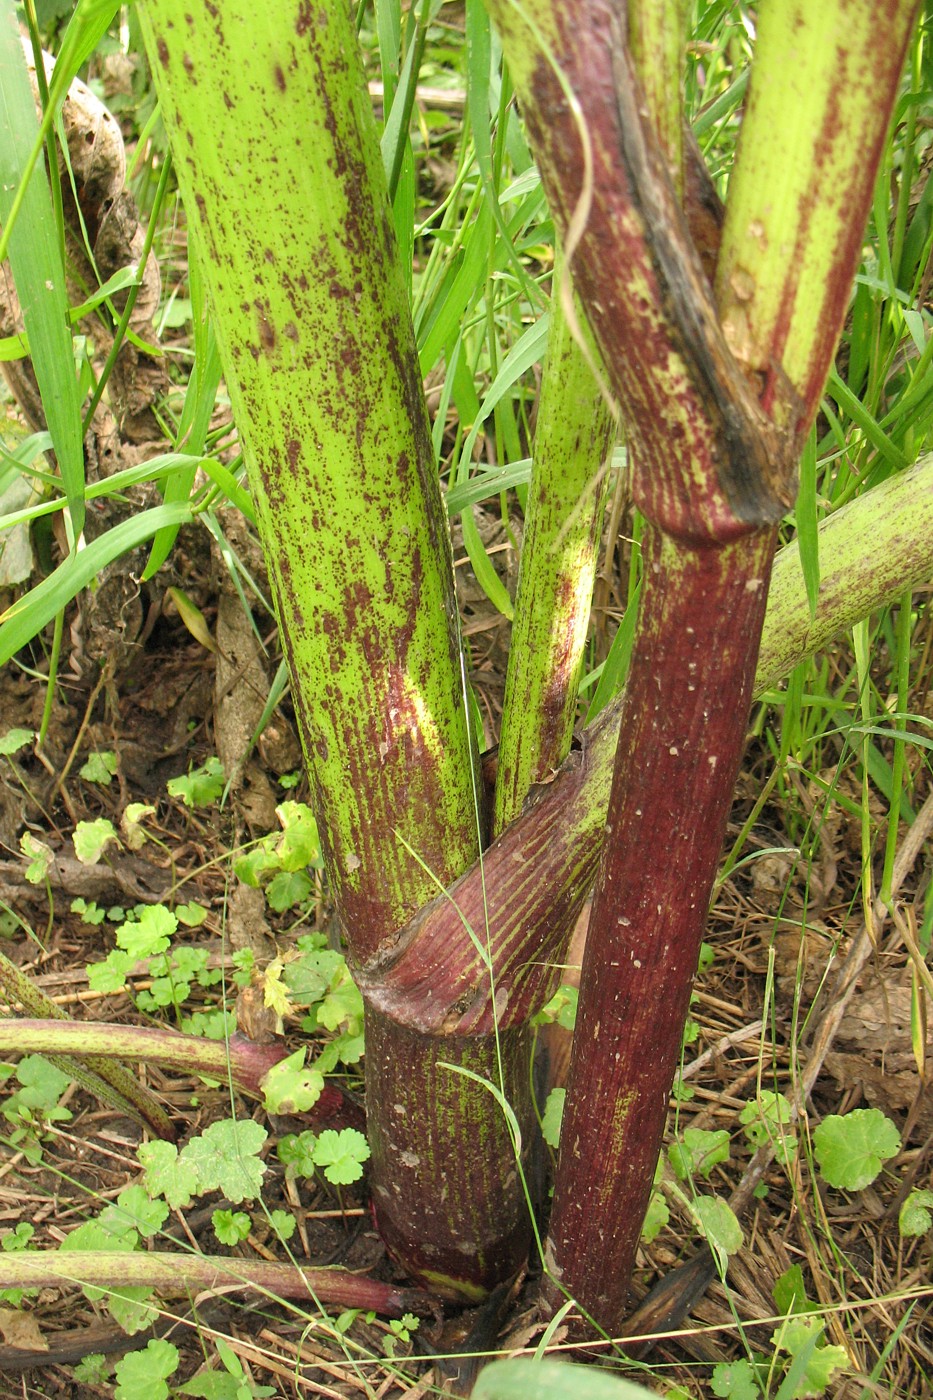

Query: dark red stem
[544,521,776,1330]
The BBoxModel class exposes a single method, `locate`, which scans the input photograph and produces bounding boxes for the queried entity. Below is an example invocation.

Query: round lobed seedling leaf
[812,1108,901,1191]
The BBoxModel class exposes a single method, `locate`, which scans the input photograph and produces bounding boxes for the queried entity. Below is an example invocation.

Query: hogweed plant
[0,0,932,1376]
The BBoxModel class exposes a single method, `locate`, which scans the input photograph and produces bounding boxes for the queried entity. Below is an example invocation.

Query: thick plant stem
[137,0,530,1296]
[628,0,685,194]
[0,950,174,1140]
[545,523,775,1326]
[715,0,919,440]
[358,453,933,1035]
[0,1251,429,1316]
[136,0,479,944]
[366,1014,533,1300]
[485,0,917,1331]
[493,252,614,836]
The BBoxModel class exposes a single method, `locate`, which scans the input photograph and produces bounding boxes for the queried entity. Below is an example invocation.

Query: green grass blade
[465,0,544,311]
[380,2,424,202]
[145,239,222,578]
[445,458,532,513]
[795,427,820,620]
[456,312,549,473]
[826,368,908,471]
[0,452,204,533]
[586,580,641,722]
[0,502,193,664]
[0,2,84,543]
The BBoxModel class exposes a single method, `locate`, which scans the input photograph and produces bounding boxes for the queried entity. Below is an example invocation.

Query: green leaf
[773,1263,817,1318]
[176,901,208,927]
[669,1129,730,1182]
[20,831,53,883]
[281,946,344,1005]
[534,984,578,1031]
[137,1139,200,1210]
[740,1091,796,1166]
[269,1208,296,1243]
[1,1222,34,1251]
[899,1188,933,1238]
[100,1186,169,1240]
[62,1218,137,1254]
[167,756,225,809]
[312,1127,370,1185]
[691,1196,743,1262]
[541,1087,564,1149]
[79,751,119,785]
[276,1130,317,1178]
[116,904,177,959]
[180,1119,268,1203]
[274,800,322,869]
[586,578,641,721]
[0,6,84,541]
[260,1048,324,1115]
[71,897,105,925]
[315,966,364,1034]
[212,1208,251,1246]
[114,1340,179,1400]
[266,868,312,911]
[772,1317,848,1397]
[72,819,119,865]
[179,1372,253,1399]
[122,802,156,850]
[74,1354,111,1385]
[86,949,133,994]
[312,1028,364,1073]
[711,1359,760,1400]
[0,727,32,755]
[472,1358,657,1400]
[640,1190,669,1245]
[812,1108,901,1191]
[792,1341,849,1396]
[12,1055,71,1112]
[107,1286,159,1336]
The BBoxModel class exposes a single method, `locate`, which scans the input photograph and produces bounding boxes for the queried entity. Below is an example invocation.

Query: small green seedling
[898,1188,933,1238]
[384,1311,420,1357]
[234,800,324,911]
[213,1209,251,1245]
[668,1127,731,1182]
[74,1354,112,1385]
[1,1055,72,1164]
[71,897,106,925]
[20,831,53,884]
[740,1091,796,1170]
[812,1108,901,1190]
[79,750,118,785]
[0,1222,36,1306]
[73,818,119,864]
[710,1266,849,1396]
[276,1126,371,1185]
[114,1339,179,1400]
[167,756,226,809]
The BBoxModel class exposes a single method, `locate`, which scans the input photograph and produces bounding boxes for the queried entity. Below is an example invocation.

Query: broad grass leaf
[0,502,193,664]
[0,11,84,540]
